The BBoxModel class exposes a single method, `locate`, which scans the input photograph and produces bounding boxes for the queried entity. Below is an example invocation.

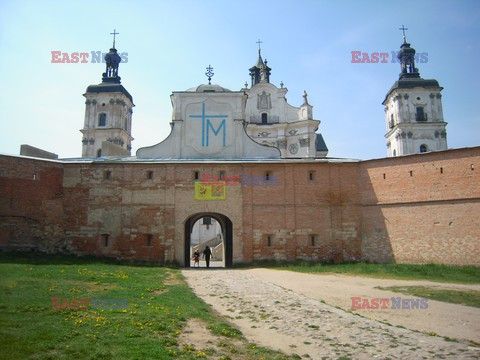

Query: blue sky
[0,0,478,160]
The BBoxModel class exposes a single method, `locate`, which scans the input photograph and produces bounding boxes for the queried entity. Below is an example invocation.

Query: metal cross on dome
[399,25,408,43]
[110,29,119,48]
[205,65,214,85]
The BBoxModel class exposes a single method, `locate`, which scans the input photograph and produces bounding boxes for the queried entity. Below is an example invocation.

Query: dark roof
[315,133,328,152]
[383,77,441,104]
[85,82,133,103]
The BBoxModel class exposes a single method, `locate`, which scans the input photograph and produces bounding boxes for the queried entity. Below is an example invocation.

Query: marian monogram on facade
[189,103,228,147]
[257,91,272,110]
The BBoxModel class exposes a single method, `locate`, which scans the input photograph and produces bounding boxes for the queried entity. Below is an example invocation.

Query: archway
[184,212,233,268]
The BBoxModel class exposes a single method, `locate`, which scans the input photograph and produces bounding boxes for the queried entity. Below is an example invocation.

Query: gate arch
[184,212,233,268]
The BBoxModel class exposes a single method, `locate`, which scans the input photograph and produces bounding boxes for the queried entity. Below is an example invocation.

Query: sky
[0,0,478,160]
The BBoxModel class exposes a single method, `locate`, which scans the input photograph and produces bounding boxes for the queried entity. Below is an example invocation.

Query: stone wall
[0,147,478,266]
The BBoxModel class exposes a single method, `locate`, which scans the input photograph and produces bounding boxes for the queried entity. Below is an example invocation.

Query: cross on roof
[110,29,119,48]
[205,65,214,85]
[256,39,263,54]
[399,25,408,42]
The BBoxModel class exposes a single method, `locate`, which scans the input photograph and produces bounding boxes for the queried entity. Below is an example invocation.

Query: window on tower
[389,114,394,128]
[98,113,107,127]
[261,113,268,124]
[415,107,426,122]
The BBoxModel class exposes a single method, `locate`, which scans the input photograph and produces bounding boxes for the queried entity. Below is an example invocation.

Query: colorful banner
[194,181,226,200]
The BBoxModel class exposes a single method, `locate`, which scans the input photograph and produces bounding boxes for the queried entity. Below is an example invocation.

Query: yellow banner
[194,182,226,200]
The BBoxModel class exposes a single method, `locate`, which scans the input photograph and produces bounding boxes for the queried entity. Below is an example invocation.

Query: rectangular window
[194,171,199,180]
[146,171,154,180]
[219,171,225,180]
[98,113,107,127]
[310,235,317,247]
[267,235,272,247]
[146,234,153,247]
[309,171,314,181]
[102,234,110,247]
[415,107,426,122]
[104,170,112,180]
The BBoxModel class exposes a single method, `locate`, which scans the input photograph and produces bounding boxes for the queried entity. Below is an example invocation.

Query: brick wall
[0,155,64,251]
[1,146,478,266]
[360,147,480,265]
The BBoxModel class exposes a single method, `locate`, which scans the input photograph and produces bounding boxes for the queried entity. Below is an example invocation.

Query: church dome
[186,84,232,93]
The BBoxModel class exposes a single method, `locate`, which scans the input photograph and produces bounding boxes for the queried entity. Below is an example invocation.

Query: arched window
[98,113,107,127]
[393,149,397,157]
[261,113,268,124]
[420,144,428,153]
[97,149,102,157]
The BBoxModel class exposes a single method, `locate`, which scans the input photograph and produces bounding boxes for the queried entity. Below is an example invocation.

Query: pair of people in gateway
[192,246,213,268]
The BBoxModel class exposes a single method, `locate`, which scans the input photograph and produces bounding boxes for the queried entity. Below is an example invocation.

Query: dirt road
[182,268,479,359]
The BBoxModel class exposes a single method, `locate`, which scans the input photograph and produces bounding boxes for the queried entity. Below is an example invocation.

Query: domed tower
[80,31,134,158]
[383,27,447,157]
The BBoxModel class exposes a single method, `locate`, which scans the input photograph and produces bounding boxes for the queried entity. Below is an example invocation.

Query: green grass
[0,252,297,359]
[242,260,480,284]
[377,286,480,308]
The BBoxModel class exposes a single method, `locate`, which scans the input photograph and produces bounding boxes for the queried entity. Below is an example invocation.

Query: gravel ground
[182,268,480,359]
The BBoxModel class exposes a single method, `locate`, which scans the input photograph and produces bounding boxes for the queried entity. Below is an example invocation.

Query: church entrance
[184,213,233,268]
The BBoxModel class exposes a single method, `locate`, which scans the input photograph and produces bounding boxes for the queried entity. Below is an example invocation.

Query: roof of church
[85,82,133,103]
[186,84,232,93]
[382,77,441,105]
[315,134,328,152]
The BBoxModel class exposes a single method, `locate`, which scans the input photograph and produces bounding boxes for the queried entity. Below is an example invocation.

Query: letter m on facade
[206,119,226,146]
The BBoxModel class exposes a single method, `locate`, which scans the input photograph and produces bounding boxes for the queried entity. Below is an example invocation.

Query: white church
[77,32,447,161]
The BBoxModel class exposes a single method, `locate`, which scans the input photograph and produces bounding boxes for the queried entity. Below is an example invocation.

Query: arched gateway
[184,213,233,268]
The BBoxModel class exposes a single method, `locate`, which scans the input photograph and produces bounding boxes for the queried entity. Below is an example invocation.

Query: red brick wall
[0,155,64,251]
[1,147,479,266]
[360,147,480,265]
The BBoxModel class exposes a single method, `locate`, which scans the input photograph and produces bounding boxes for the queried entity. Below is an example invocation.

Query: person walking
[203,246,212,268]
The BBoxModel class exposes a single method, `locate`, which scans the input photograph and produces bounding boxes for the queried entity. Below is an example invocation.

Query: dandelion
[195,350,207,358]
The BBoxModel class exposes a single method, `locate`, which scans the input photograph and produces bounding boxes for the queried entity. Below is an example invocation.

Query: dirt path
[248,269,480,343]
[182,268,480,359]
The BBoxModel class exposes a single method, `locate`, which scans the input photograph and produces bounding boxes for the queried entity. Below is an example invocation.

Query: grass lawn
[377,285,480,308]
[263,261,480,284]
[0,252,297,359]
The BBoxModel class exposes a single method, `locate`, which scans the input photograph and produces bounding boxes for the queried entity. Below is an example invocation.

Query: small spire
[399,25,408,44]
[110,29,119,49]
[280,81,284,88]
[256,39,263,55]
[103,30,122,83]
[205,65,214,85]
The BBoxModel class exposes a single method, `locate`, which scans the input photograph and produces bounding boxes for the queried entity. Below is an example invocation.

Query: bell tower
[383,26,447,157]
[80,30,134,158]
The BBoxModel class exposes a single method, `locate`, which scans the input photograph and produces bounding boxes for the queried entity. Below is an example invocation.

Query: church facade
[0,36,478,267]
